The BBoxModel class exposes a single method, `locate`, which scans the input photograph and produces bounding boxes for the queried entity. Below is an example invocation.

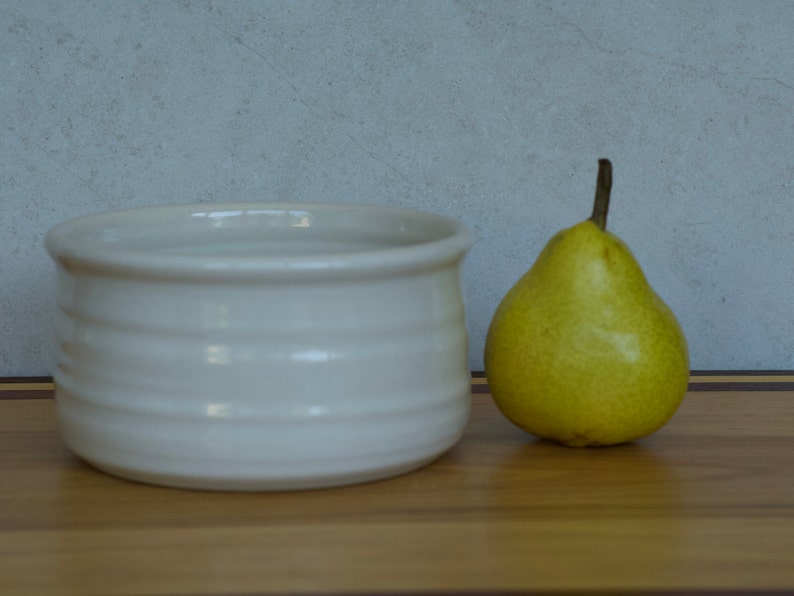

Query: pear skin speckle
[484,220,689,447]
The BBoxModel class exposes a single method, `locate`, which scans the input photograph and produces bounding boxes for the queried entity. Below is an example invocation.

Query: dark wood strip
[691,370,794,376]
[0,375,53,384]
[688,382,794,392]
[3,373,793,384]
[0,389,54,400]
[202,590,794,596]
[2,375,794,400]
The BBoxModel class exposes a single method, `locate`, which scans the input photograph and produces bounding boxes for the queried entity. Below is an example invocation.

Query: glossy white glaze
[45,202,472,490]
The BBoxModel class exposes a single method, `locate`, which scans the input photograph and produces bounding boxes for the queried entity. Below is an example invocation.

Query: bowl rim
[45,201,474,281]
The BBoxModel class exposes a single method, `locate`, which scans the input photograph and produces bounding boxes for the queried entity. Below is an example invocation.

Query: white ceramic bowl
[45,202,473,490]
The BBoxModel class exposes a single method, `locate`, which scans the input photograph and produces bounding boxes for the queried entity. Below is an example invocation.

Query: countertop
[2,373,793,595]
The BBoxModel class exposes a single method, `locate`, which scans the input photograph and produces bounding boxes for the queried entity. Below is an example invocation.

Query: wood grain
[1,377,793,595]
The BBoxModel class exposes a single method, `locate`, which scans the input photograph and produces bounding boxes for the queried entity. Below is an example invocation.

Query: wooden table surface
[2,373,793,595]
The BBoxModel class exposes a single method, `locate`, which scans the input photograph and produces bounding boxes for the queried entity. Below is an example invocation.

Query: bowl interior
[109,205,454,257]
[46,202,472,278]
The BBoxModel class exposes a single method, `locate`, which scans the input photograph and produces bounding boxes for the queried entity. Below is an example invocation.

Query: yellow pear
[484,159,689,447]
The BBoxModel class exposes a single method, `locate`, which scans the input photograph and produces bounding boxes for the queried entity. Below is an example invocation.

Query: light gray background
[2,1,793,375]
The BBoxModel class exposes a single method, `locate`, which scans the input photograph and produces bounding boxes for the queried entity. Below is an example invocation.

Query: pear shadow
[483,435,686,518]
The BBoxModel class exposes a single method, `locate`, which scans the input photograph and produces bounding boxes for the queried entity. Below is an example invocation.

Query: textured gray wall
[2,1,793,375]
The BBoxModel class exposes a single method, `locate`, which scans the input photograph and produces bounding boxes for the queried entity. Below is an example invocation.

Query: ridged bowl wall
[45,202,473,490]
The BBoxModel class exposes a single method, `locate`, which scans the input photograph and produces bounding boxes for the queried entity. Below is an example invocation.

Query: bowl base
[76,453,448,492]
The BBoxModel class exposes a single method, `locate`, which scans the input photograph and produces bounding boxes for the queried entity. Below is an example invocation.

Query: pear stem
[590,158,612,231]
